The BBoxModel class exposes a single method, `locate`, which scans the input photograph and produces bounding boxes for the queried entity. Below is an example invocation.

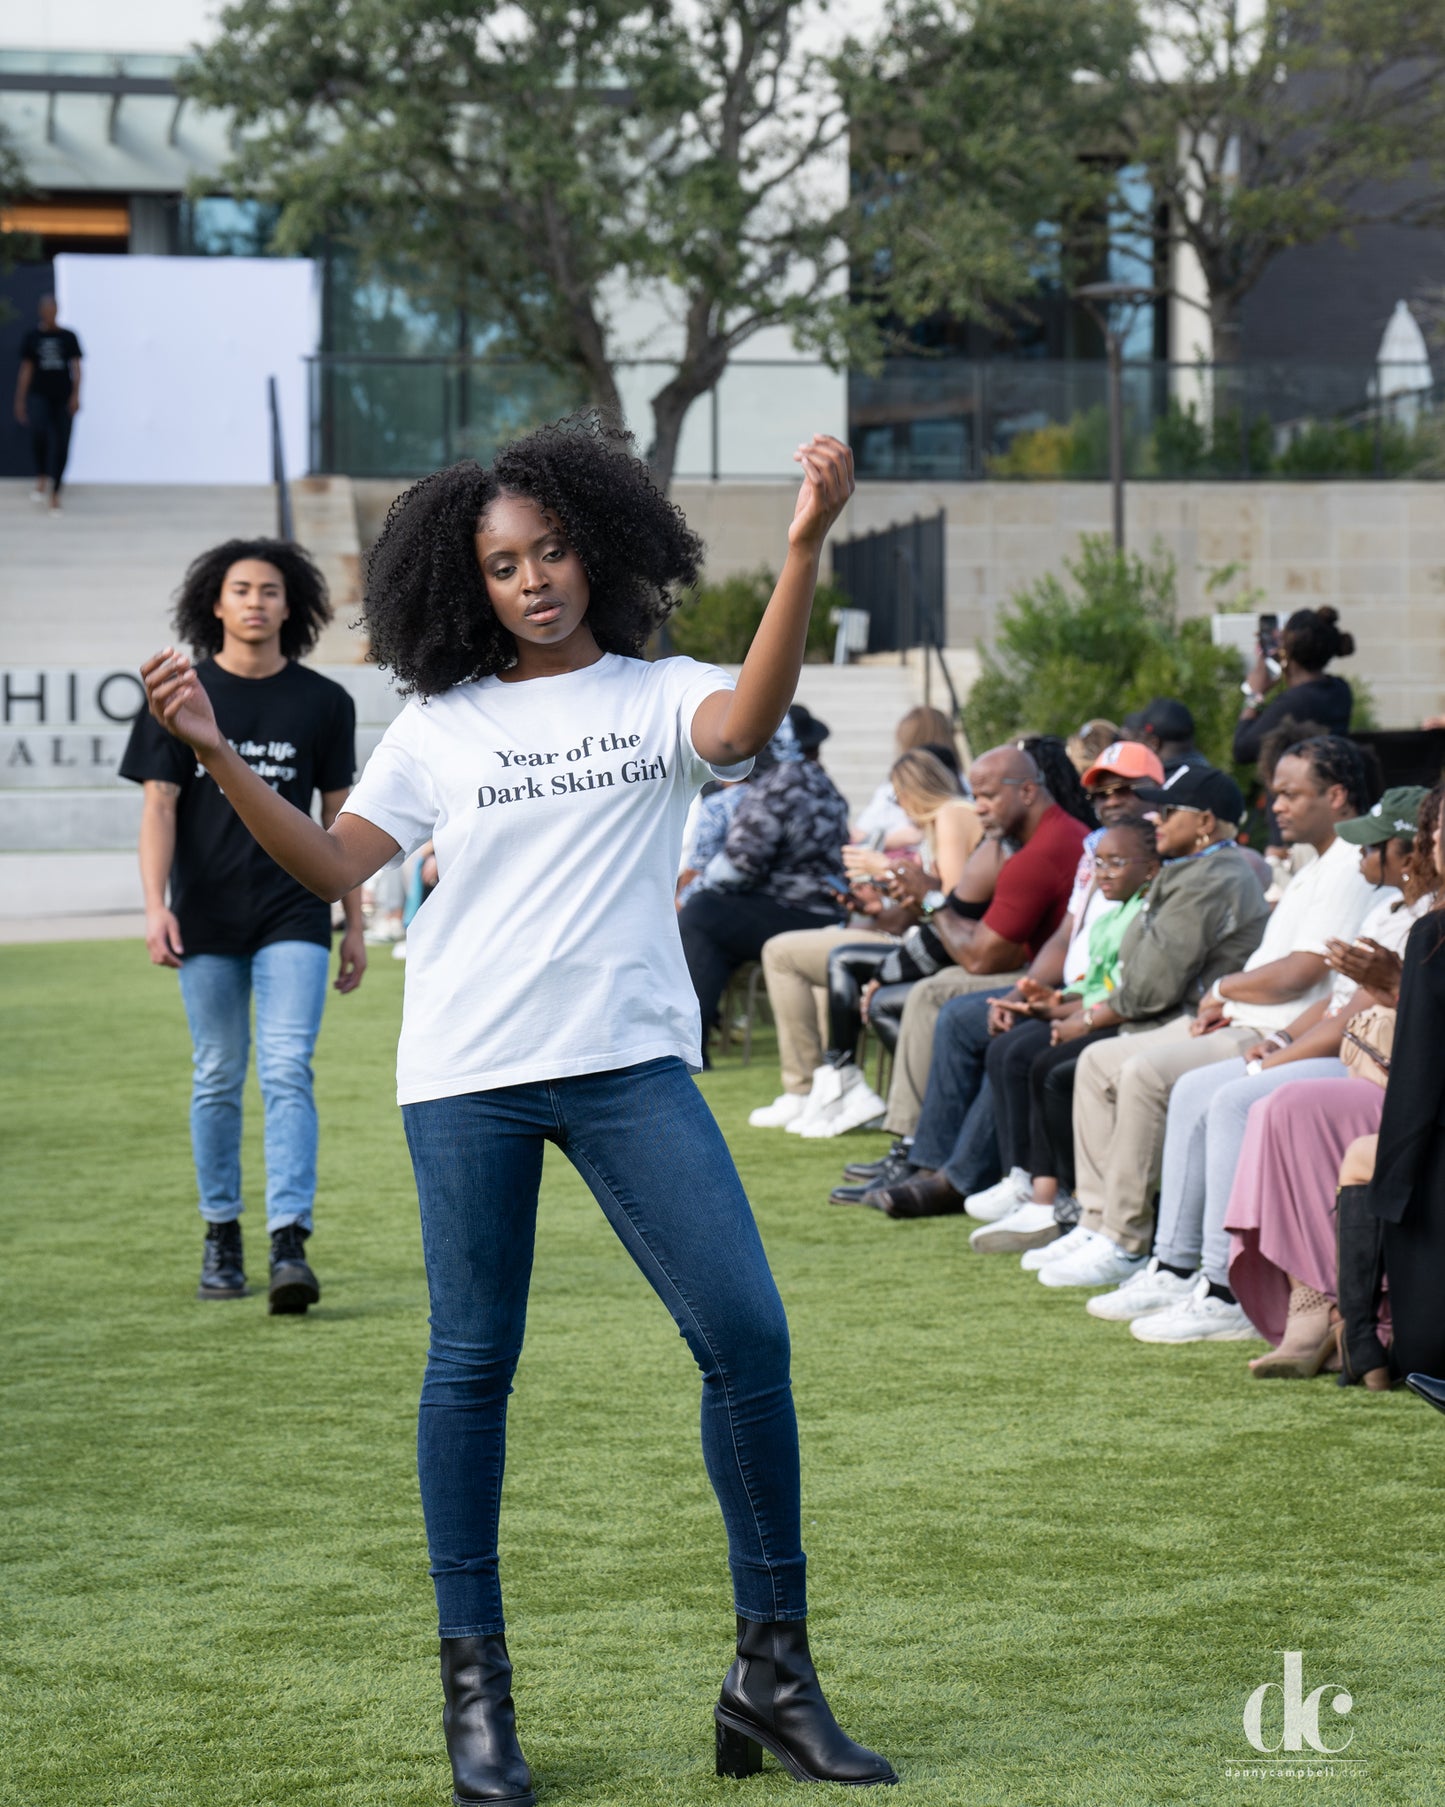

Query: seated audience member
[904,765,1268,1234]
[676,777,748,906]
[838,741,1145,1215]
[679,703,849,1051]
[1066,718,1119,776]
[1362,862,1445,1387]
[1221,787,1430,1366]
[972,818,1162,1243]
[750,748,977,1128]
[848,738,1096,1175]
[1049,736,1380,1291]
[1096,788,1431,1340]
[853,705,961,849]
[1135,698,1211,776]
[767,751,986,1136]
[1234,607,1355,771]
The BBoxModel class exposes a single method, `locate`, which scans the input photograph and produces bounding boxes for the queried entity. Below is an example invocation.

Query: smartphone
[1258,612,1281,676]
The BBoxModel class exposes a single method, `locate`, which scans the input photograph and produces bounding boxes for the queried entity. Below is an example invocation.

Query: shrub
[962,535,1246,766]
[668,567,841,664]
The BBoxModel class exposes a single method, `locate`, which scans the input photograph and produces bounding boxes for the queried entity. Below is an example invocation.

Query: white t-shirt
[1325,889,1426,1013]
[342,653,748,1104]
[1223,832,1381,1034]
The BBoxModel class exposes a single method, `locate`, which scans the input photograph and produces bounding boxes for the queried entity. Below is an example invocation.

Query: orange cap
[1080,740,1166,788]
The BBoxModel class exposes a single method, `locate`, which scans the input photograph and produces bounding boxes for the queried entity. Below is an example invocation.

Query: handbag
[1339,1004,1395,1090]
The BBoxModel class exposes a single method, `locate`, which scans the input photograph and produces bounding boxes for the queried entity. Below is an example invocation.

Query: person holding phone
[138,418,897,1803]
[1233,607,1355,769]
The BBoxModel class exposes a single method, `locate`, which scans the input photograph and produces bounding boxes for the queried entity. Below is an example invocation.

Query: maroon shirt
[981,803,1090,958]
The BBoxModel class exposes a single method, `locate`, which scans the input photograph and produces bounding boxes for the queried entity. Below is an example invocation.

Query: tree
[0,121,37,318]
[185,0,861,488]
[1119,0,1445,361]
[836,0,1143,338]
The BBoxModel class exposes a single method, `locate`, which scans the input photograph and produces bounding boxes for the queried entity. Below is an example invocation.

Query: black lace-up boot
[267,1223,320,1315]
[197,1220,248,1299]
[440,1635,536,1806]
[715,1616,898,1786]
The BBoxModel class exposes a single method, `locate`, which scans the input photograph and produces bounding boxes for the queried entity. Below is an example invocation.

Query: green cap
[1336,786,1429,845]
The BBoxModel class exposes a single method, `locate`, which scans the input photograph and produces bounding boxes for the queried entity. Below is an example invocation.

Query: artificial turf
[2,939,1442,1806]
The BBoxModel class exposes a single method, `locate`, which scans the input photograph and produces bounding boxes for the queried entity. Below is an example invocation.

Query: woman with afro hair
[141,417,898,1801]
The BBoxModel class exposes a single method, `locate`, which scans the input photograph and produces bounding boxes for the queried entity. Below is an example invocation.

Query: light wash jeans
[1154,1054,1350,1285]
[177,940,331,1232]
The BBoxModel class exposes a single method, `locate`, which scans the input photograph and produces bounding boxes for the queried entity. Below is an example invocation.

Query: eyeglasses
[1092,854,1150,872]
[1158,804,1202,819]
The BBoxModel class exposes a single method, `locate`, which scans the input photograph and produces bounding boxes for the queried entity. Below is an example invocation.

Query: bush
[667,567,841,664]
[962,536,1246,766]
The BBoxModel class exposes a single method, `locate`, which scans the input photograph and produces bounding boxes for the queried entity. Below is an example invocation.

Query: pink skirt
[1224,1077,1385,1345]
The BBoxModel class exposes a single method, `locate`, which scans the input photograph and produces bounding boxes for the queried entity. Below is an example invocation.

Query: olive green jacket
[1114,846,1270,1031]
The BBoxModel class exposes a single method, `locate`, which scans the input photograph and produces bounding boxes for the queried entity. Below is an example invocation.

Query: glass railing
[307,355,1445,481]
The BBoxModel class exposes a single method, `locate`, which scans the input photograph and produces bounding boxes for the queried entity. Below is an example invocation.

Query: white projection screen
[53,254,318,484]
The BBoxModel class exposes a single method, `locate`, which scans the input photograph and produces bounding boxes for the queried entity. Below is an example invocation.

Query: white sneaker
[748,1093,809,1129]
[1021,1224,1095,1271]
[1129,1276,1261,1343]
[963,1168,1032,1222]
[798,1064,888,1138]
[969,1200,1060,1252]
[785,1063,844,1133]
[391,940,408,961]
[1086,1256,1197,1321]
[1038,1236,1146,1289]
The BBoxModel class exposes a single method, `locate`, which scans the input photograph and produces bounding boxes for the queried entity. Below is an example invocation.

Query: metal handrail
[268,375,294,541]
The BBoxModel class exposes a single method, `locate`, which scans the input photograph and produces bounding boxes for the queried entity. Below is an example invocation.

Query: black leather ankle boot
[197,1220,247,1299]
[440,1635,536,1807]
[715,1616,897,1786]
[267,1223,320,1316]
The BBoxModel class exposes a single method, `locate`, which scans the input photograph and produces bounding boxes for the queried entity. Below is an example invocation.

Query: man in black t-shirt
[121,538,367,1311]
[13,295,82,512]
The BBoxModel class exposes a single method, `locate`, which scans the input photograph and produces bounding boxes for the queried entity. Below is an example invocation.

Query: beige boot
[1249,1286,1336,1379]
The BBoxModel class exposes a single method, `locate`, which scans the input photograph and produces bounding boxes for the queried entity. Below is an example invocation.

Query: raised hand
[788,434,855,552]
[141,648,222,755]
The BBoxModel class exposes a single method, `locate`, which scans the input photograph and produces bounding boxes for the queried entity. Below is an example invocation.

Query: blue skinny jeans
[176,939,330,1232]
[402,1057,806,1638]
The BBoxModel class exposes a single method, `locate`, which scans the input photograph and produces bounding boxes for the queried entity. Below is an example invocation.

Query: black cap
[1142,697,1195,743]
[787,702,830,752]
[1119,708,1148,738]
[1132,762,1245,824]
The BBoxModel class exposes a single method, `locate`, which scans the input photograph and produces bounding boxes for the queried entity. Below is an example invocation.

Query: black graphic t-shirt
[19,327,83,401]
[121,661,357,956]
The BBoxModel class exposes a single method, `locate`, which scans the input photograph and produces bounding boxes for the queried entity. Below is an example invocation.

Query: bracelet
[1264,1029,1293,1050]
[1082,1005,1097,1030]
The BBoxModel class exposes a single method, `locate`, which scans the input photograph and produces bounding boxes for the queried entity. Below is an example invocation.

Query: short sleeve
[315,684,357,793]
[118,707,192,787]
[666,657,754,786]
[339,712,437,869]
[982,846,1050,947]
[66,331,83,360]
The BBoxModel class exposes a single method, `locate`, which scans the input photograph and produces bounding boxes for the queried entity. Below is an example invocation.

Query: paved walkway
[0,912,146,944]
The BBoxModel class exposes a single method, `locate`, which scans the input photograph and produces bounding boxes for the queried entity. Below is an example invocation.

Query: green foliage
[963,535,1245,764]
[668,568,840,664]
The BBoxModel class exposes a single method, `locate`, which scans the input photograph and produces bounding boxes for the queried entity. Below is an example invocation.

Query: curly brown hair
[363,414,704,696]
[172,538,332,661]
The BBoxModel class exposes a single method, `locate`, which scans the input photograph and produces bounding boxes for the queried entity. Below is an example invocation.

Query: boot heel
[716,1719,763,1778]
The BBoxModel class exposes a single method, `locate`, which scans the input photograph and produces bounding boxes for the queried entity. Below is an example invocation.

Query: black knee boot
[1334,1184,1390,1385]
[715,1617,897,1786]
[440,1636,536,1807]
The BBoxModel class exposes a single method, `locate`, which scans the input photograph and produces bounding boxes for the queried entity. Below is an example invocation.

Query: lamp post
[1075,280,1155,552]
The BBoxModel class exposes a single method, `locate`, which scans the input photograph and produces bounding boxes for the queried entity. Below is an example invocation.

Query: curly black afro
[172,538,332,661]
[363,414,704,696]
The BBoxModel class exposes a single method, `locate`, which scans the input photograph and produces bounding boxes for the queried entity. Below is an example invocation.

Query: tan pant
[883,965,1026,1138]
[1072,1017,1257,1253]
[760,924,896,1095]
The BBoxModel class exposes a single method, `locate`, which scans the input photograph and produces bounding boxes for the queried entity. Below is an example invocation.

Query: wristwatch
[1239,681,1265,706]
[920,889,947,916]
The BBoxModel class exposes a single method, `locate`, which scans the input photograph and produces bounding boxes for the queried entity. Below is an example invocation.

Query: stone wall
[355,478,1445,727]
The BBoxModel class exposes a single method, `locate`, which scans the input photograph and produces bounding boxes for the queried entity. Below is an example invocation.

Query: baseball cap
[1141,697,1195,742]
[1132,762,1246,824]
[1336,786,1429,845]
[1080,740,1166,788]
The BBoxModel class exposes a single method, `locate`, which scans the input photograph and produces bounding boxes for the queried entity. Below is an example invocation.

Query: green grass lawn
[3,941,1443,1806]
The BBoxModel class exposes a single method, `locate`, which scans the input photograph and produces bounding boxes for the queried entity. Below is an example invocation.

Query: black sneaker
[841,1139,912,1184]
[268,1223,320,1315]
[198,1220,248,1299]
[830,1148,917,1205]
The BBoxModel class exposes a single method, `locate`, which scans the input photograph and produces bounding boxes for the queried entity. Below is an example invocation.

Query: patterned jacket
[705,758,851,913]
